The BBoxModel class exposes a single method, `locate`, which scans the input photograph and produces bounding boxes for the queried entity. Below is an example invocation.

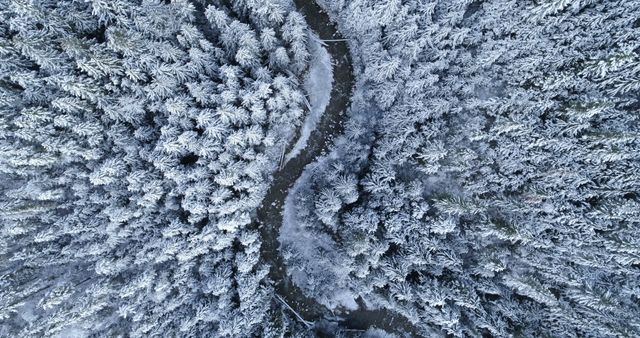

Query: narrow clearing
[253,0,419,336]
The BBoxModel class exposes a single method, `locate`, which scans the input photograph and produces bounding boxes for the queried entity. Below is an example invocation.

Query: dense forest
[283,0,640,336]
[1,0,639,337]
[1,0,312,336]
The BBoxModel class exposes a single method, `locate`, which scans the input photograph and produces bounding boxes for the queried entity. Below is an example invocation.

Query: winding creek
[253,0,419,336]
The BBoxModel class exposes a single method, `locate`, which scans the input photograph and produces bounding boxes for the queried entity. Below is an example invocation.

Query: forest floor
[284,31,333,163]
[253,0,418,336]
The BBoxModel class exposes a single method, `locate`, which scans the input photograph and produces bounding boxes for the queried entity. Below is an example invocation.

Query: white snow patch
[284,32,333,163]
[18,302,37,323]
[55,326,87,338]
[332,290,359,311]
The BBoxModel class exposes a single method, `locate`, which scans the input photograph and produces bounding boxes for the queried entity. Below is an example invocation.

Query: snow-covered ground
[284,32,333,163]
[279,158,358,311]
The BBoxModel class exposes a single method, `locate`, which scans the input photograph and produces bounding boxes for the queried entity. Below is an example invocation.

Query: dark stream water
[252,1,420,336]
